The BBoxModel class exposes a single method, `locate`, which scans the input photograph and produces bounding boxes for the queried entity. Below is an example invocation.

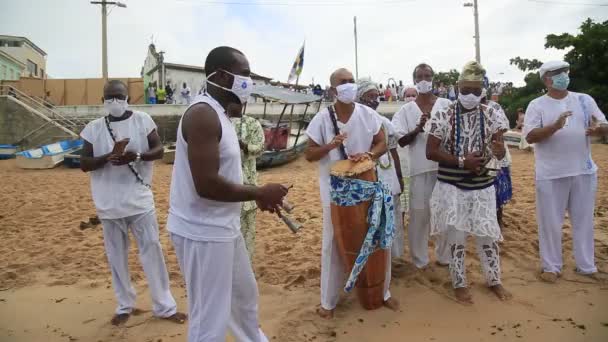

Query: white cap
[539,60,570,78]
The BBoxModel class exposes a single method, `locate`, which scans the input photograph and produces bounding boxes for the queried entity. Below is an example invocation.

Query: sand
[1,146,607,342]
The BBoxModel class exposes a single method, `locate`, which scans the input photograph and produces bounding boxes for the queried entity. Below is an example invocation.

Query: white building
[142,44,272,104]
[0,35,47,79]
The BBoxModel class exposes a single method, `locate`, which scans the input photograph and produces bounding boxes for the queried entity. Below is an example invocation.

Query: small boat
[64,148,83,168]
[503,130,522,148]
[0,144,17,160]
[16,139,83,169]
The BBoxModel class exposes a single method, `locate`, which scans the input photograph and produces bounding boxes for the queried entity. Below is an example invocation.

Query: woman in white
[356,78,404,258]
[397,85,418,224]
[392,64,451,269]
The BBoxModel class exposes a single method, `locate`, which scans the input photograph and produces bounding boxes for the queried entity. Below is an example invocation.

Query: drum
[330,159,387,310]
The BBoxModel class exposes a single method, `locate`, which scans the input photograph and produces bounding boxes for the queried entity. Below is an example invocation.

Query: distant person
[448,85,456,101]
[390,84,397,102]
[384,86,392,102]
[379,83,385,101]
[231,113,265,261]
[167,46,286,341]
[180,82,191,105]
[524,60,608,283]
[148,83,157,104]
[80,80,186,326]
[165,83,174,104]
[397,80,404,101]
[438,83,447,98]
[156,85,167,104]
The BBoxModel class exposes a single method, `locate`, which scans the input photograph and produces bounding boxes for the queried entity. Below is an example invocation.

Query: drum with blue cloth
[330,159,387,310]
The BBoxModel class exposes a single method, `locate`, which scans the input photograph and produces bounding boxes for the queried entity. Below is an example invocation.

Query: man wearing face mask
[356,78,404,259]
[305,68,396,319]
[391,63,451,271]
[426,61,511,304]
[524,60,608,283]
[167,46,287,342]
[80,80,186,326]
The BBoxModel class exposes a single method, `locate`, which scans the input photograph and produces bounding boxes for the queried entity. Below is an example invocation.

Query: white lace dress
[425,103,507,241]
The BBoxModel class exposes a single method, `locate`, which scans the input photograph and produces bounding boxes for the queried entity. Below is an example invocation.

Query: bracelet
[458,156,465,169]
[365,151,375,159]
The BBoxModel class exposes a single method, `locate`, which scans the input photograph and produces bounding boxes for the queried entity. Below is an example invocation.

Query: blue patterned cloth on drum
[330,175,395,293]
[494,166,512,209]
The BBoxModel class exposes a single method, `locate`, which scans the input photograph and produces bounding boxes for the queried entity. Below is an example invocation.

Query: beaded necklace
[451,103,486,157]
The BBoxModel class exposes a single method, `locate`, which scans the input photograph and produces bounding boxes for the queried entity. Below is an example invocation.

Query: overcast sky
[2,0,607,86]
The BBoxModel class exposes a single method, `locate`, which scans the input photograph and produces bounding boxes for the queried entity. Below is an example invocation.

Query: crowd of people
[78,45,607,341]
[146,82,196,105]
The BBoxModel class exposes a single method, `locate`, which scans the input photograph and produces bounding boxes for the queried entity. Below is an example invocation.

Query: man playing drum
[425,61,512,304]
[305,68,399,318]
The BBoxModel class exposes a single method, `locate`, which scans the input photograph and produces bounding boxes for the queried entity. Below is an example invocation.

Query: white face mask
[335,83,358,104]
[415,80,433,94]
[104,97,129,117]
[206,70,253,104]
[458,92,482,110]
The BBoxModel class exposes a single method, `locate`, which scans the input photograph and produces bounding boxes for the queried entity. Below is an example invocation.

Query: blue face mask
[551,72,570,91]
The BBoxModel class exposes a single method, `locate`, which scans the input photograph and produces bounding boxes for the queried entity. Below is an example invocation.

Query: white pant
[408,171,450,268]
[100,210,177,317]
[446,229,501,288]
[391,200,405,258]
[536,173,598,274]
[320,206,391,311]
[171,233,268,342]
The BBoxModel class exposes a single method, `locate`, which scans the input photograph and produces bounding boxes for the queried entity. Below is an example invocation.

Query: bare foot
[111,313,130,326]
[162,312,187,324]
[316,307,334,319]
[489,284,512,301]
[383,297,400,311]
[539,272,559,283]
[454,287,473,305]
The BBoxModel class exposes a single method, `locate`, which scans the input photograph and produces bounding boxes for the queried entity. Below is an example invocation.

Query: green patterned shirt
[231,115,265,212]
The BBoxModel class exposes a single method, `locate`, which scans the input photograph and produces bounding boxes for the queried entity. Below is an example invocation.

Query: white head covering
[356,78,379,100]
[401,84,418,98]
[539,60,570,78]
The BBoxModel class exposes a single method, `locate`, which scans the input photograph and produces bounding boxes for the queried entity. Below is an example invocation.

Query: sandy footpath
[1,146,607,342]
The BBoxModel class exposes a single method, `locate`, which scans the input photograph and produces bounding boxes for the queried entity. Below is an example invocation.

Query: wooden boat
[503,130,522,147]
[0,144,17,160]
[16,139,83,169]
[256,129,309,169]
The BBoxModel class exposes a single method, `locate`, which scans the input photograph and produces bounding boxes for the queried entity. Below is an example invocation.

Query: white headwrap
[356,78,379,101]
[401,84,418,98]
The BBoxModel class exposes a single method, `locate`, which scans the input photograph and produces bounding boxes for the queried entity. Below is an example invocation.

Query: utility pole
[90,1,127,80]
[354,16,359,80]
[464,0,481,63]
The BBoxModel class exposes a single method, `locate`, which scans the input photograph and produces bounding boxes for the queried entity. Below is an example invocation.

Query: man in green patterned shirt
[231,115,265,261]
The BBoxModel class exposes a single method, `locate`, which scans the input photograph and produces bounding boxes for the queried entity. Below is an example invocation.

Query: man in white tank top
[80,80,186,326]
[305,68,399,319]
[167,47,288,342]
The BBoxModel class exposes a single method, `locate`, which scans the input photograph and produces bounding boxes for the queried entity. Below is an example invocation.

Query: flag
[287,42,305,84]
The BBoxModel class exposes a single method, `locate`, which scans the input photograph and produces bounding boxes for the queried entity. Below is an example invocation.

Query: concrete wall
[0,96,75,149]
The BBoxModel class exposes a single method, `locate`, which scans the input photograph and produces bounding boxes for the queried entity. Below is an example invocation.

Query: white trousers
[100,210,177,317]
[408,171,450,268]
[536,173,598,274]
[171,233,268,342]
[320,206,391,311]
[446,229,501,288]
[391,200,405,258]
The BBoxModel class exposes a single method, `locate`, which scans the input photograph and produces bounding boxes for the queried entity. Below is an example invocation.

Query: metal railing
[0,85,80,136]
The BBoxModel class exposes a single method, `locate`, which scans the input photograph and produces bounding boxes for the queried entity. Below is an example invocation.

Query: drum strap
[328,105,348,160]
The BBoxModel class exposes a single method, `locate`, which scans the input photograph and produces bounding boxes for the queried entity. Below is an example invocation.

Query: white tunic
[377,115,401,195]
[305,103,382,207]
[523,92,607,181]
[391,99,451,176]
[80,111,157,219]
[167,94,244,242]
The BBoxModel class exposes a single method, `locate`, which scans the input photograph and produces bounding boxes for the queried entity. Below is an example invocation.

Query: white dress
[425,103,507,241]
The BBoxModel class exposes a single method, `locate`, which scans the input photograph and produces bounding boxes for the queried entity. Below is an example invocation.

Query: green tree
[499,18,608,126]
[434,69,460,86]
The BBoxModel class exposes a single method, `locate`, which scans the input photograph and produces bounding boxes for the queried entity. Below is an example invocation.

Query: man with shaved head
[80,80,186,326]
[305,67,398,318]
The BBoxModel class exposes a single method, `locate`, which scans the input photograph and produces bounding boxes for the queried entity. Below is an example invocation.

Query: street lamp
[91,1,127,79]
[463,1,480,64]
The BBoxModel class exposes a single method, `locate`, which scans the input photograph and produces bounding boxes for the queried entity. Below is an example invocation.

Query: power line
[176,0,417,6]
[528,0,608,6]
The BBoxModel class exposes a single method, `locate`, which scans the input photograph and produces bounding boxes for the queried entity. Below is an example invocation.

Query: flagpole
[354,16,359,80]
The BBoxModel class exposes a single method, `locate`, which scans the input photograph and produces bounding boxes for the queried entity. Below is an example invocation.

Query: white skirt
[430,181,502,241]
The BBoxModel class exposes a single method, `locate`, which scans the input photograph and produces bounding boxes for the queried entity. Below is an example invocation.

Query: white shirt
[167,94,243,242]
[524,92,607,181]
[80,111,156,220]
[306,103,382,206]
[377,115,401,195]
[391,98,451,176]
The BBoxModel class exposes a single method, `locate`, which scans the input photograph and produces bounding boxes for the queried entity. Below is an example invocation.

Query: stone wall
[0,96,75,149]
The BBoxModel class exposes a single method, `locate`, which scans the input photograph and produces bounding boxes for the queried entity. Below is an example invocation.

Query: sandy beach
[1,146,607,342]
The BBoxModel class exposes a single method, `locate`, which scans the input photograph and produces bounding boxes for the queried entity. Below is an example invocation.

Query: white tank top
[167,94,244,242]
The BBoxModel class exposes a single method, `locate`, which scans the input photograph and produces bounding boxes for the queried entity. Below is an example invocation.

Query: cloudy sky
[2,0,607,86]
